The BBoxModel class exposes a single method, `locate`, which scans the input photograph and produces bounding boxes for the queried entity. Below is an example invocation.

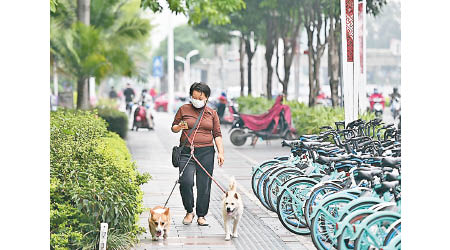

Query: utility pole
[341,0,361,125]
[167,14,175,114]
[175,50,199,94]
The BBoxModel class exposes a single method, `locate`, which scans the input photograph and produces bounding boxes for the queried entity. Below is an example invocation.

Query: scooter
[229,109,296,147]
[369,96,385,117]
[390,96,401,120]
[132,101,154,131]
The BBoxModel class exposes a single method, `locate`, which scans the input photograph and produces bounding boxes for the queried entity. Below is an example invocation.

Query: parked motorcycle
[229,96,297,146]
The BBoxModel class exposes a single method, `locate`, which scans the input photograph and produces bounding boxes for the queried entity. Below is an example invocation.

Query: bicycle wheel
[310,195,354,250]
[385,233,401,250]
[276,178,318,235]
[256,166,279,210]
[303,182,343,228]
[354,212,400,250]
[337,198,384,226]
[383,219,401,246]
[336,210,375,250]
[266,168,303,212]
[251,160,279,196]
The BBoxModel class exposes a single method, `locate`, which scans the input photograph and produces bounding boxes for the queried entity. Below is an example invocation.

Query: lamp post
[175,49,199,93]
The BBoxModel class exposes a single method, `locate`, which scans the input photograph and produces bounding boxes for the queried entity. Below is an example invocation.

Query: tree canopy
[140,0,246,25]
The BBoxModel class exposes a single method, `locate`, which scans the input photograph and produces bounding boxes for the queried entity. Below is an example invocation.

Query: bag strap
[180,107,205,147]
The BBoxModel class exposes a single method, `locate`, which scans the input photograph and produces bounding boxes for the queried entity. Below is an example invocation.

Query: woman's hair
[189,82,211,98]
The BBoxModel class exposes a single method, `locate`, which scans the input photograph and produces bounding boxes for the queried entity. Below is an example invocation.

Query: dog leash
[163,109,226,207]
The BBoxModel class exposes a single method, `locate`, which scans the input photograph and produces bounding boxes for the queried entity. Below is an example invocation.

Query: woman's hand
[217,153,224,167]
[178,121,188,130]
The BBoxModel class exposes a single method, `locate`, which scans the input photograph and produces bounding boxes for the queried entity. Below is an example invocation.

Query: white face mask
[190,97,206,109]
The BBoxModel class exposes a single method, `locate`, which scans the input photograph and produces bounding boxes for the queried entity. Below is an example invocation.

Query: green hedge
[96,107,129,139]
[50,110,150,250]
[235,96,375,136]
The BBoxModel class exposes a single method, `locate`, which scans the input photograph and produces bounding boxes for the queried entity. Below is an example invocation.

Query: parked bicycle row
[251,118,401,250]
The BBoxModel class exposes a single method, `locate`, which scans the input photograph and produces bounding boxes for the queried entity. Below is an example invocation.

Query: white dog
[222,177,244,241]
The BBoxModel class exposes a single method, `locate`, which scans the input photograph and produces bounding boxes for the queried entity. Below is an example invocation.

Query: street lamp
[175,49,199,93]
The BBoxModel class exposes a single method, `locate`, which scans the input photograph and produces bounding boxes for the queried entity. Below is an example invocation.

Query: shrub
[234,96,376,136]
[235,96,275,114]
[50,110,150,249]
[96,107,129,139]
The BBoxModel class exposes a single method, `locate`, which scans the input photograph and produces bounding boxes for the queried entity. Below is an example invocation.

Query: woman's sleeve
[172,107,182,127]
[212,110,222,138]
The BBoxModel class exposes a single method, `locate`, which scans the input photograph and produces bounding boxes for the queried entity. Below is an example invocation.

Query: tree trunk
[77,77,90,110]
[244,38,257,97]
[77,0,90,25]
[239,37,245,97]
[77,0,91,109]
[307,30,315,107]
[314,56,321,97]
[329,16,340,107]
[265,18,275,100]
[294,49,300,101]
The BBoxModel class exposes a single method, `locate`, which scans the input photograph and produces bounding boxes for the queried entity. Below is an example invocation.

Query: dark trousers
[178,146,215,217]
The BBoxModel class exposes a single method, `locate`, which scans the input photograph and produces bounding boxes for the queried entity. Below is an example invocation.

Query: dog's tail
[229,176,237,191]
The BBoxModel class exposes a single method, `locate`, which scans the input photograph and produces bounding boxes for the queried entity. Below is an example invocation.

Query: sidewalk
[127,112,315,250]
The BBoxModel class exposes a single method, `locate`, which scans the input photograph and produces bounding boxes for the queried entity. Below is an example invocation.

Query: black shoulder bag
[171,108,205,168]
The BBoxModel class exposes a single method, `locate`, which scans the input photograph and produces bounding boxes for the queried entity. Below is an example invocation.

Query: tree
[304,0,329,107]
[140,0,246,25]
[260,0,304,99]
[153,25,214,75]
[325,0,389,107]
[51,0,151,109]
[262,12,277,100]
[192,0,264,96]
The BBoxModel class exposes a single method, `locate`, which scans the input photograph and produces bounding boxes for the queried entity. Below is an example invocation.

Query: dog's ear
[234,193,239,200]
[226,192,228,197]
[150,209,154,217]
[164,207,170,215]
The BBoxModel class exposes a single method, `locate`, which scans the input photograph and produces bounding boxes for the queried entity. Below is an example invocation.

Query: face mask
[190,97,206,109]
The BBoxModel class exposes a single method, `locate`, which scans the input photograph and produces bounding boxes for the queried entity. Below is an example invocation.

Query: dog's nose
[227,207,231,212]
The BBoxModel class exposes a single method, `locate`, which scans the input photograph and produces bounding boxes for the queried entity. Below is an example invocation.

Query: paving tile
[128,113,314,250]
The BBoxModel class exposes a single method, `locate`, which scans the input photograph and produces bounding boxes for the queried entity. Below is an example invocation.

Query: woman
[171,82,225,226]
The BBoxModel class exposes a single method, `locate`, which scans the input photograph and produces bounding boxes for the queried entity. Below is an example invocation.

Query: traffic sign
[152,56,164,77]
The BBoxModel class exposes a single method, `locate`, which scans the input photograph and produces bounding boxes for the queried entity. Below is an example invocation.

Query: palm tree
[51,0,151,109]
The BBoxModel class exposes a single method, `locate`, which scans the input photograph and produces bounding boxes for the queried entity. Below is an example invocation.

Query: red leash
[182,112,226,194]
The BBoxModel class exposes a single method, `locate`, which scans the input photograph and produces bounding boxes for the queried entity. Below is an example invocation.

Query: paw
[225,234,231,241]
[152,237,158,241]
[232,233,239,238]
[163,234,168,239]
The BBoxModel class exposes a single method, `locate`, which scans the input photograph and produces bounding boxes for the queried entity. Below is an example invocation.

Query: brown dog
[148,206,171,241]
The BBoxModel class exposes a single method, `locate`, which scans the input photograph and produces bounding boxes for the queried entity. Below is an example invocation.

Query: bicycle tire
[310,195,354,250]
[266,168,304,212]
[276,178,318,235]
[354,212,400,250]
[303,182,343,228]
[251,160,279,196]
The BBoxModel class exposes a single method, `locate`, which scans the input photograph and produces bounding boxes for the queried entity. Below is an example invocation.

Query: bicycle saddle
[381,157,401,167]
[317,154,351,164]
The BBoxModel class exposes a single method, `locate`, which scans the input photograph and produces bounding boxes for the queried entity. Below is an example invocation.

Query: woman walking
[171,82,225,226]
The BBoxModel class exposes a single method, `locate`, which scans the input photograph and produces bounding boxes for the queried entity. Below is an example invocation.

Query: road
[127,111,315,250]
